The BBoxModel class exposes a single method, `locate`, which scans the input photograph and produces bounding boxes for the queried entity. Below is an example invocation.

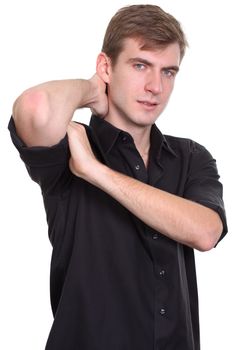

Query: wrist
[82,160,108,186]
[77,79,98,108]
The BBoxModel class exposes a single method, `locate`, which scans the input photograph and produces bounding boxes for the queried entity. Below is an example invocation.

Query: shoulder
[165,134,205,151]
[164,134,213,159]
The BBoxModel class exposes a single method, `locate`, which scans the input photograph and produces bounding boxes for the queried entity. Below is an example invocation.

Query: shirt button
[135,164,140,170]
[159,270,165,277]
[152,233,158,240]
[160,308,166,316]
[122,136,128,143]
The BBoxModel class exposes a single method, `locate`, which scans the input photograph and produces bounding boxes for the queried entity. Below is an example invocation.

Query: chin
[134,115,159,127]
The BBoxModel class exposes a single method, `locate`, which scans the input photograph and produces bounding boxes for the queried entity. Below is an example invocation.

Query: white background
[0,0,232,349]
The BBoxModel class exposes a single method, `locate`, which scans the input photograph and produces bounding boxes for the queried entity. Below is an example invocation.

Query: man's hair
[102,4,188,65]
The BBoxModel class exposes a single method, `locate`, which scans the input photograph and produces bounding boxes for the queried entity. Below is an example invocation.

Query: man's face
[105,38,180,131]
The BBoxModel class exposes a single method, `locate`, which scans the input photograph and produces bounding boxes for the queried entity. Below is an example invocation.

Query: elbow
[13,89,50,129]
[195,216,223,252]
[196,237,216,252]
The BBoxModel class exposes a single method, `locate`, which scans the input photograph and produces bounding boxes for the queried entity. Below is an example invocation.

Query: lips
[140,101,156,106]
[137,100,158,107]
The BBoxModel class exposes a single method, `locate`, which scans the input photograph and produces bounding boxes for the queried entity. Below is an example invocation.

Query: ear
[96,53,112,84]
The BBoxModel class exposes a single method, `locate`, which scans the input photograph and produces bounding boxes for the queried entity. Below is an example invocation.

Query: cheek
[108,84,127,109]
[109,78,130,102]
[163,82,174,99]
[111,69,139,90]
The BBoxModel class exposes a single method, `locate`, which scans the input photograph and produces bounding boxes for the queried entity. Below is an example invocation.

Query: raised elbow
[13,89,50,128]
[12,89,51,146]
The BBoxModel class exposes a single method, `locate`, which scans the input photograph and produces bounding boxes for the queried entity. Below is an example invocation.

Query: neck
[105,114,151,167]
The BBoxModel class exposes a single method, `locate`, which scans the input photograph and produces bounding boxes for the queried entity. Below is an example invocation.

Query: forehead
[118,38,181,65]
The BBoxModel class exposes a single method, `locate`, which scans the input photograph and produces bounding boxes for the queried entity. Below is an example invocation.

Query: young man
[9,4,227,350]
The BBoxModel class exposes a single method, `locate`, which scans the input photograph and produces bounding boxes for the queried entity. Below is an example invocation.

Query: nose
[145,72,163,95]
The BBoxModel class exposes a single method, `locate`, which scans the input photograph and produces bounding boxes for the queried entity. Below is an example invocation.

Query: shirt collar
[90,115,177,159]
[150,124,178,160]
[90,115,123,154]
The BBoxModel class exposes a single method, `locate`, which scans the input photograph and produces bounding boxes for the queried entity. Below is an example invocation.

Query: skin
[13,38,223,251]
[12,76,108,147]
[96,39,180,165]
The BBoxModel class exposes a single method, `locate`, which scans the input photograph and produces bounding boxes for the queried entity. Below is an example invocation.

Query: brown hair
[102,4,188,65]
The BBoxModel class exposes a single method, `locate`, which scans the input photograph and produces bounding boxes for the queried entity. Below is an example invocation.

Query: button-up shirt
[9,115,227,350]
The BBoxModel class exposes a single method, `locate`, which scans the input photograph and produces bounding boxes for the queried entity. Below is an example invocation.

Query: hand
[67,121,99,180]
[86,74,108,117]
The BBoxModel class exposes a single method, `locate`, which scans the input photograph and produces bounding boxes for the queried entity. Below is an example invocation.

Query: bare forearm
[13,75,107,147]
[67,123,223,252]
[85,162,223,251]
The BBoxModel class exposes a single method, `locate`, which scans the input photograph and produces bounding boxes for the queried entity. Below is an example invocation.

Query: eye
[134,63,146,71]
[163,69,177,78]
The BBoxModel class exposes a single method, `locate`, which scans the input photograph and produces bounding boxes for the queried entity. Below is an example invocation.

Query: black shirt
[9,115,227,350]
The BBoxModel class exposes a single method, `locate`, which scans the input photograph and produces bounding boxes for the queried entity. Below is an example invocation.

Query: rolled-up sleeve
[184,141,227,244]
[8,116,71,196]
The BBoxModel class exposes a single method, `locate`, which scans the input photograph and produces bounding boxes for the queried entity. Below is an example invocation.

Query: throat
[133,133,151,169]
[140,149,150,169]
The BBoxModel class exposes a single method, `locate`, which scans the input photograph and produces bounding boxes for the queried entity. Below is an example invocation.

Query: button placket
[159,269,165,277]
[152,233,159,240]
[119,133,147,181]
[121,136,128,143]
[160,308,166,316]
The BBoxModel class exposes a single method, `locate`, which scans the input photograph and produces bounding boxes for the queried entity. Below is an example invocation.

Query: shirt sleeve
[8,116,71,196]
[184,141,228,244]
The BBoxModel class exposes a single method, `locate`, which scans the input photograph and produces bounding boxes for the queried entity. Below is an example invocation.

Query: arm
[67,123,223,252]
[12,74,108,147]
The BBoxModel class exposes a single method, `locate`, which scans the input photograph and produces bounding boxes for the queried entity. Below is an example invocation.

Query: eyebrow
[127,57,180,73]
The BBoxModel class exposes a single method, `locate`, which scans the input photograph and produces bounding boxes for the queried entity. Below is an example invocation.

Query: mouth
[137,100,158,109]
